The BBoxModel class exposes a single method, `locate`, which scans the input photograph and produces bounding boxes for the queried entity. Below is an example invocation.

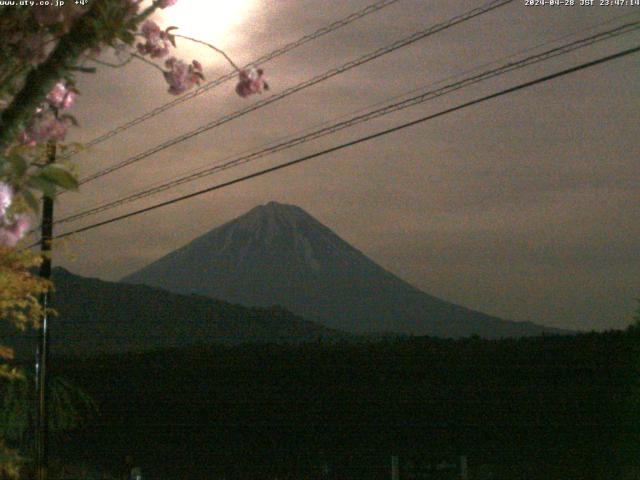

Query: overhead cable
[56,21,640,226]
[76,0,515,185]
[61,0,403,159]
[46,45,640,243]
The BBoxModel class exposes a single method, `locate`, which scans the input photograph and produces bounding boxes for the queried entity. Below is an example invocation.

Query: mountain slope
[123,202,565,338]
[0,268,350,358]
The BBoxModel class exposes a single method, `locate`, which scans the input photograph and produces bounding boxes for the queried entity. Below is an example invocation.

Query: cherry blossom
[137,21,171,58]
[0,184,30,247]
[142,20,162,42]
[235,68,269,98]
[163,57,204,95]
[0,215,31,247]
[0,183,12,220]
[19,113,71,147]
[46,83,77,110]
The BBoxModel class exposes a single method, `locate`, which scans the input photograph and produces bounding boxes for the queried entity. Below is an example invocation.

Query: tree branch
[130,53,165,73]
[0,0,161,153]
[87,55,134,69]
[0,6,106,152]
[173,34,241,72]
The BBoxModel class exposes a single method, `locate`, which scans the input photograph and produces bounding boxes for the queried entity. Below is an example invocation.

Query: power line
[58,11,639,224]
[76,0,515,186]
[47,45,640,244]
[61,0,403,160]
[54,21,640,226]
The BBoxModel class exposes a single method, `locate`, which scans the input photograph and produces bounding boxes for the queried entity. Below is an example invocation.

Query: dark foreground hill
[124,202,569,338]
[51,330,639,480]
[0,267,351,357]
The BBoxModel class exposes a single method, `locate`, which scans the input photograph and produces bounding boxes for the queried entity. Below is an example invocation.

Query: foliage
[0,440,21,480]
[0,3,190,474]
[0,3,269,477]
[0,375,98,444]
[0,247,50,478]
[0,0,264,233]
[0,248,50,358]
[630,298,640,331]
[0,248,100,478]
[0,0,165,223]
[58,330,639,480]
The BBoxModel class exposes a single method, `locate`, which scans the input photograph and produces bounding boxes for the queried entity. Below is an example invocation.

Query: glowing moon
[157,0,257,64]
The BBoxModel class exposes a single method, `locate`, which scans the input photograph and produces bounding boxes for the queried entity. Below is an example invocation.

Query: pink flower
[163,58,204,95]
[235,68,269,98]
[0,183,30,246]
[137,21,171,58]
[0,183,12,220]
[0,215,31,247]
[137,40,170,59]
[141,20,161,42]
[48,118,70,141]
[19,113,71,147]
[46,82,76,110]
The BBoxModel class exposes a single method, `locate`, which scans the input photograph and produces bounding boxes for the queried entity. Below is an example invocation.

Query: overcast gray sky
[50,0,639,331]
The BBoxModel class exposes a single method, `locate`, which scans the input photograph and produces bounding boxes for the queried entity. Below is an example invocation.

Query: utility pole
[35,139,56,480]
[460,455,468,480]
[391,454,399,480]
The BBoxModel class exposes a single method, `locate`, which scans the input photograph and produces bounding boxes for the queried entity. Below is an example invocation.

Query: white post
[391,455,399,480]
[460,455,468,480]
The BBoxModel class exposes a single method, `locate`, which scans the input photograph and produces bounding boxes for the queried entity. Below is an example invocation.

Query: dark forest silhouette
[42,328,640,480]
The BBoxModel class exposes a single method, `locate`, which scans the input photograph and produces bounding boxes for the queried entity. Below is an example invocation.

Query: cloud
[54,0,640,331]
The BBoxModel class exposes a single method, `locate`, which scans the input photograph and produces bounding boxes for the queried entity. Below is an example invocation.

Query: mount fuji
[123,202,565,338]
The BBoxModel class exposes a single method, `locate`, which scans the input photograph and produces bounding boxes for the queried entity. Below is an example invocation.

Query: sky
[49,0,639,332]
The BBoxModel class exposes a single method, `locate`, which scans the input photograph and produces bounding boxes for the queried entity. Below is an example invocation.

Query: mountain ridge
[123,202,569,338]
[0,267,352,358]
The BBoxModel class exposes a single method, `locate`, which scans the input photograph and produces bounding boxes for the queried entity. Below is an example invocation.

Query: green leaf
[21,189,40,213]
[8,154,28,177]
[119,30,135,45]
[39,165,78,191]
[26,176,56,197]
